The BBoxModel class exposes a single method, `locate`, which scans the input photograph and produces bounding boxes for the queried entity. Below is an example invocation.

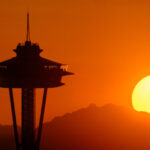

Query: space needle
[0,13,73,150]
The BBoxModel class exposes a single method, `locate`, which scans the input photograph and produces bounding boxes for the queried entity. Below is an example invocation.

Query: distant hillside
[41,104,150,150]
[1,104,150,150]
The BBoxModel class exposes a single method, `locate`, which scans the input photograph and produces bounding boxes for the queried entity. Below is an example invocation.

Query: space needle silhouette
[0,13,73,150]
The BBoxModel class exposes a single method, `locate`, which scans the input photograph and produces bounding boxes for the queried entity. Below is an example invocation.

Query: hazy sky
[0,0,150,125]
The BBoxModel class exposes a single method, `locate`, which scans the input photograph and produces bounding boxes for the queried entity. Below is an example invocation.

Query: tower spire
[26,12,30,41]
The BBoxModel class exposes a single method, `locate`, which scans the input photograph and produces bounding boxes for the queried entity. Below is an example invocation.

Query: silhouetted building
[0,13,73,150]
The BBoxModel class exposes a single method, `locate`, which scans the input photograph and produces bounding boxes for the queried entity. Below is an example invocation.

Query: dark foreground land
[1,104,150,150]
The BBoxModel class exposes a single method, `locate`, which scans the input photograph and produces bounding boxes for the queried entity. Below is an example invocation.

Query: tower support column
[9,88,20,150]
[22,88,35,150]
[36,88,47,150]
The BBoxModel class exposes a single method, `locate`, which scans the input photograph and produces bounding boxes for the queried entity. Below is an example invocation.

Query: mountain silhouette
[1,104,150,150]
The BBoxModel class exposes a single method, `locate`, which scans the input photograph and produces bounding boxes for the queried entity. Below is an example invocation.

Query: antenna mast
[26,13,30,41]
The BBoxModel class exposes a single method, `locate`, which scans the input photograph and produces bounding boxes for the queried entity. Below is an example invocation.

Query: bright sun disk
[132,76,150,113]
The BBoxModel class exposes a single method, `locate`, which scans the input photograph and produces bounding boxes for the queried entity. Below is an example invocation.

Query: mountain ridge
[1,103,150,150]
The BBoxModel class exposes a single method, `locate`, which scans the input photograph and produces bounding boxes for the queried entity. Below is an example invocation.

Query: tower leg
[22,88,35,150]
[36,88,47,150]
[9,88,20,150]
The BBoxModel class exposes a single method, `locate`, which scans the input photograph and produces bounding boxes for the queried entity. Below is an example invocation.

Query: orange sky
[0,0,150,125]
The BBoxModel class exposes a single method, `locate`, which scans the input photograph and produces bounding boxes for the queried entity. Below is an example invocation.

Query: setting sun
[132,76,150,113]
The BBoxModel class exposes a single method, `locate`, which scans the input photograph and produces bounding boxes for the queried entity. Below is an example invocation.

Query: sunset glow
[132,76,150,113]
[0,0,150,125]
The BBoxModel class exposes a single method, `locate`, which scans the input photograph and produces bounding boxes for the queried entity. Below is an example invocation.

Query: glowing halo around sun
[132,76,150,113]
